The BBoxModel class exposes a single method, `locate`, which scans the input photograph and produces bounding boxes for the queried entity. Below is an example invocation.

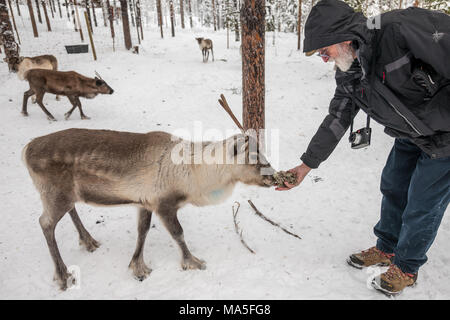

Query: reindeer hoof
[79,237,100,252]
[47,116,57,121]
[54,271,76,291]
[129,260,152,281]
[81,115,91,120]
[21,111,29,117]
[64,113,71,120]
[182,256,206,270]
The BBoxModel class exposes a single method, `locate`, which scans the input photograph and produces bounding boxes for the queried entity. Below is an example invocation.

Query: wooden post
[84,10,96,60]
[41,0,52,31]
[241,0,265,143]
[297,0,301,50]
[74,0,84,41]
[34,0,42,23]
[169,0,174,37]
[7,0,20,44]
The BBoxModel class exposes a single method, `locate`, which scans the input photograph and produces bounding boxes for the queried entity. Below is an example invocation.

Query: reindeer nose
[110,89,114,94]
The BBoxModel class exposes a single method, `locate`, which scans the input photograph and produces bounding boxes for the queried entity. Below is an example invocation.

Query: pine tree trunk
[188,0,192,28]
[241,0,265,142]
[136,0,143,39]
[41,0,52,31]
[15,0,20,16]
[7,0,20,44]
[212,0,216,31]
[0,0,20,70]
[180,0,184,28]
[106,0,115,50]
[49,0,54,18]
[233,0,239,42]
[101,0,108,26]
[57,0,61,18]
[297,0,302,50]
[169,0,174,37]
[156,0,163,38]
[65,0,69,20]
[91,0,97,27]
[35,0,42,23]
[26,0,39,36]
[120,0,132,49]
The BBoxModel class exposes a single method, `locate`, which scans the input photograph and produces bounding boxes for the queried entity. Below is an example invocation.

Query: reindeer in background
[195,37,214,63]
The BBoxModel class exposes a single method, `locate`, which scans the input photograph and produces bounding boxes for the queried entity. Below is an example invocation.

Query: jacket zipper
[388,102,423,136]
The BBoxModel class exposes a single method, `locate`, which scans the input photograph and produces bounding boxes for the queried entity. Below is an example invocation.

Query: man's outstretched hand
[275,163,312,191]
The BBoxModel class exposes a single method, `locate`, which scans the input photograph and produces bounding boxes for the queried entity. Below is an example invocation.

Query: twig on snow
[232,201,255,254]
[247,200,302,240]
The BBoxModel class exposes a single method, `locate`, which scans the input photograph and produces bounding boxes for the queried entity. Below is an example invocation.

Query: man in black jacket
[277,0,450,296]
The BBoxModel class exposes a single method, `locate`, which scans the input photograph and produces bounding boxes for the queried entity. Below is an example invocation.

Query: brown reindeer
[195,37,214,62]
[23,128,275,290]
[22,69,114,121]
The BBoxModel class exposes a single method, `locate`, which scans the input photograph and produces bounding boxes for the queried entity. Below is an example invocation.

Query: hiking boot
[371,264,418,296]
[347,246,394,269]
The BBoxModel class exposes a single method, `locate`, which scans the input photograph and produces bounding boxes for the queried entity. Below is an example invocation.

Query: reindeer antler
[218,94,245,133]
[94,71,104,80]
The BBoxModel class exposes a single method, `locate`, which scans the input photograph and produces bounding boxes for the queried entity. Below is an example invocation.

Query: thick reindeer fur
[23,129,274,290]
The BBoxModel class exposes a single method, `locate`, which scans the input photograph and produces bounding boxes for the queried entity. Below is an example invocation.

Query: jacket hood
[303,0,370,53]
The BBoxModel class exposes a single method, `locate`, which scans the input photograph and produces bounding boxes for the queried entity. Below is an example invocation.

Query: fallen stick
[232,202,255,254]
[248,200,302,240]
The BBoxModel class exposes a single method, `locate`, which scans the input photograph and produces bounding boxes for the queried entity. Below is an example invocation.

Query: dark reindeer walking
[22,69,114,121]
[195,37,214,62]
[23,127,275,290]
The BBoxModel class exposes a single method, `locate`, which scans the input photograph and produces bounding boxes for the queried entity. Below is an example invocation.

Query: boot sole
[371,278,417,297]
[346,257,391,270]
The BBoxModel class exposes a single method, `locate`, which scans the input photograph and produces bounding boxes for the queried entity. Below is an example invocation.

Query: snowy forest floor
[0,7,449,300]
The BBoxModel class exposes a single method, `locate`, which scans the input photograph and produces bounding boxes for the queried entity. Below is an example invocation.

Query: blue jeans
[374,139,450,274]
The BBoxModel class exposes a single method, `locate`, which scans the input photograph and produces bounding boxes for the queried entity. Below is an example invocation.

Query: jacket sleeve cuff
[300,152,321,169]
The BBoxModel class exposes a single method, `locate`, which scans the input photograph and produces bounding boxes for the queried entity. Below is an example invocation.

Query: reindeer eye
[96,80,103,86]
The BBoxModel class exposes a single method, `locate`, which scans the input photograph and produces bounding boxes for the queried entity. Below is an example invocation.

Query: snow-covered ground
[0,7,449,300]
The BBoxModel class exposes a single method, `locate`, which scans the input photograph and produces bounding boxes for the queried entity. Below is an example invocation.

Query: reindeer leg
[206,49,209,62]
[69,207,100,252]
[129,208,153,281]
[75,97,90,120]
[65,96,78,120]
[211,47,214,62]
[35,91,56,121]
[157,195,206,271]
[39,193,76,290]
[22,89,34,116]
